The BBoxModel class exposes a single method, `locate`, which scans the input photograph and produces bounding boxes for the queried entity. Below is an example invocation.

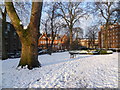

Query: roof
[39,33,68,41]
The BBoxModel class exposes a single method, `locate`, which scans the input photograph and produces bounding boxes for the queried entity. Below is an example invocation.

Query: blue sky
[0,1,103,37]
[1,1,118,37]
[40,2,102,37]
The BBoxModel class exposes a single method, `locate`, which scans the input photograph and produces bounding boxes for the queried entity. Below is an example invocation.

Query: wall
[98,23,120,49]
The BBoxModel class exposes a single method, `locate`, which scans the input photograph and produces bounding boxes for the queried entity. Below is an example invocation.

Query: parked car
[38,49,48,55]
[14,52,21,58]
[42,49,48,53]
[8,53,16,58]
[8,51,21,58]
[58,50,65,52]
[38,50,43,55]
[38,48,42,52]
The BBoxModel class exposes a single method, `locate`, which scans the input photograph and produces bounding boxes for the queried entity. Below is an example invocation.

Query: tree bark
[46,38,48,49]
[48,5,56,55]
[69,25,73,50]
[18,33,40,69]
[5,2,43,69]
[69,31,73,50]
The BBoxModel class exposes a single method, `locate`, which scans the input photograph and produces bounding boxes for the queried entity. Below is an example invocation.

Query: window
[44,41,46,44]
[55,37,57,40]
[7,24,10,31]
[5,43,8,45]
[5,31,8,34]
[14,32,16,36]
[41,41,42,44]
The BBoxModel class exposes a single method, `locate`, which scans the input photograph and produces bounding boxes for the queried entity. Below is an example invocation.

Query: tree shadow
[42,55,94,66]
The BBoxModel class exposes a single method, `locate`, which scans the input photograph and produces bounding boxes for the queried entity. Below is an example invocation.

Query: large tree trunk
[18,31,40,69]
[5,2,43,69]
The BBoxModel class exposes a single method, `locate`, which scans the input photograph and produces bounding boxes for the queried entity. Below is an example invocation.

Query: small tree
[85,25,99,48]
[5,1,43,69]
[42,2,63,54]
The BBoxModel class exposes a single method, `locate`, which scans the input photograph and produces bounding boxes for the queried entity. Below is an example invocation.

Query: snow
[2,52,118,88]
[19,21,22,25]
[23,25,28,30]
[19,21,28,29]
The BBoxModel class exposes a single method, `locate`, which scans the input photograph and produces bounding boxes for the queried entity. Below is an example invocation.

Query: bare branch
[5,1,22,31]
[29,2,43,30]
[96,3,107,20]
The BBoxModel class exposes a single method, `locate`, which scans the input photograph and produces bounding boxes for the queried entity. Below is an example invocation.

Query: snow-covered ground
[1,52,118,88]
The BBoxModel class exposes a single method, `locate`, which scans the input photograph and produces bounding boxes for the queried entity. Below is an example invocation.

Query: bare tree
[116,1,120,23]
[85,25,99,48]
[95,2,120,49]
[73,27,83,40]
[41,18,50,50]
[5,1,43,69]
[42,2,63,55]
[13,2,32,27]
[57,2,86,50]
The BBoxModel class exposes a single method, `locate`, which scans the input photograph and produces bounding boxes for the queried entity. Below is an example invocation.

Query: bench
[69,52,80,58]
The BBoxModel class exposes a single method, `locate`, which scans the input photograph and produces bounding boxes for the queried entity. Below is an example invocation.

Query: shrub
[71,40,80,50]
[99,50,107,54]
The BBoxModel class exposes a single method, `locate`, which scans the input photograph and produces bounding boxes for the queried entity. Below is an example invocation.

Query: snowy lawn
[1,52,118,88]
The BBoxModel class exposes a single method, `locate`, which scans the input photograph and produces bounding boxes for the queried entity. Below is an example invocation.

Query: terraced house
[98,23,120,50]
[38,33,68,51]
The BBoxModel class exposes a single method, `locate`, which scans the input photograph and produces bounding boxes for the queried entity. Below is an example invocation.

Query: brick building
[38,33,68,51]
[4,22,21,53]
[78,38,98,48]
[1,21,21,59]
[98,23,120,50]
[38,33,99,50]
